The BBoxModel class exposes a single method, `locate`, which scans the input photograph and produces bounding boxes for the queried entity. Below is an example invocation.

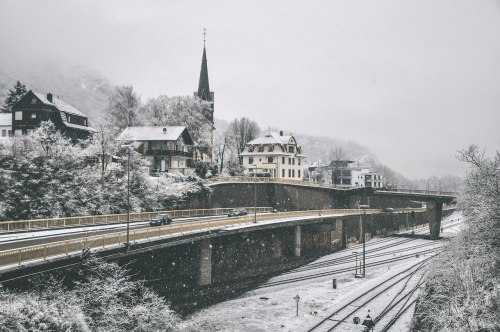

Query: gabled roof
[0,113,11,127]
[117,126,193,144]
[30,92,88,118]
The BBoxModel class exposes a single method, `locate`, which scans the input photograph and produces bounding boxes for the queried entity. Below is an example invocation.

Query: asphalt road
[0,215,229,251]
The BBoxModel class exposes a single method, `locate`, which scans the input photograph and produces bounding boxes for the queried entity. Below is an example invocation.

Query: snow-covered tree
[141,95,213,153]
[1,80,27,112]
[413,145,499,331]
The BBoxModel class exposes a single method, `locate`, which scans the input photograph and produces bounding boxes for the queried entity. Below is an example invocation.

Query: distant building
[308,159,385,188]
[11,90,97,140]
[193,37,214,162]
[0,113,13,138]
[117,126,195,175]
[240,131,306,179]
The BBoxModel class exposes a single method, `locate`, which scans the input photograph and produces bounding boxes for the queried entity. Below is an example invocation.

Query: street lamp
[121,144,132,247]
[252,164,257,223]
[357,204,369,278]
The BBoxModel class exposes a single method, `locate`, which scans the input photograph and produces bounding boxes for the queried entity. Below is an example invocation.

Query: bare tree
[228,117,260,154]
[106,85,141,131]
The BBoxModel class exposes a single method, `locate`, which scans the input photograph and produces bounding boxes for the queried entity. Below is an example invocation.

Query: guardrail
[0,208,390,268]
[0,207,272,233]
[376,188,458,196]
[203,176,354,189]
[203,177,458,197]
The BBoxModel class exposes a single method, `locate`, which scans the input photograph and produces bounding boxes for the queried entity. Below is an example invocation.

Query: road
[0,214,229,251]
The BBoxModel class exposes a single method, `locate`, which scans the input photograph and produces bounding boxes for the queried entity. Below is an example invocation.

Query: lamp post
[253,164,257,223]
[357,204,369,277]
[121,144,132,247]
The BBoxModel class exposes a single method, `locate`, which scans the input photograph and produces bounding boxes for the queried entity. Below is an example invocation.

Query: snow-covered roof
[31,92,88,118]
[117,126,191,142]
[247,132,293,145]
[63,121,98,133]
[0,113,11,126]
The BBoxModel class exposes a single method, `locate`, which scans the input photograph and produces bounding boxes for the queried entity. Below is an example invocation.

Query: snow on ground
[180,211,462,332]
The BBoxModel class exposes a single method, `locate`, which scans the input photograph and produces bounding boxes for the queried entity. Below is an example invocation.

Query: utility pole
[362,209,366,277]
[121,145,132,247]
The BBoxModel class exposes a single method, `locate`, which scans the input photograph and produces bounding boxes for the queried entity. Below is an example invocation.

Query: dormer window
[248,146,253,152]
[288,146,295,153]
[258,146,264,152]
[268,145,274,152]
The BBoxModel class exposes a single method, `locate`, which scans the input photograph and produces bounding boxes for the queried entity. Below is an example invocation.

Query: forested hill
[0,58,113,124]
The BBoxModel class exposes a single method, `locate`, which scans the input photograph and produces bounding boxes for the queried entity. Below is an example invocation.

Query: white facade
[0,113,12,138]
[240,132,306,180]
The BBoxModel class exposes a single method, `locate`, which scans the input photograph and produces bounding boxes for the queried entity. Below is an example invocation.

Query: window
[268,145,274,152]
[31,98,37,104]
[258,146,264,152]
[288,158,291,165]
[268,157,273,163]
[298,159,301,166]
[15,111,22,120]
[31,113,36,119]
[282,169,285,177]
[292,158,295,165]
[298,170,301,178]
[249,157,253,164]
[288,169,291,177]
[288,146,295,153]
[292,170,295,177]
[282,157,285,164]
[1,130,6,137]
[248,146,253,152]
[8,130,12,137]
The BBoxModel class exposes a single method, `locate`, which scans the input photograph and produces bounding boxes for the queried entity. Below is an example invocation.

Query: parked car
[149,214,172,226]
[228,208,248,217]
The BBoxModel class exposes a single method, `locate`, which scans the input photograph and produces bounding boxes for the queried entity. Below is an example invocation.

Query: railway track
[306,257,432,331]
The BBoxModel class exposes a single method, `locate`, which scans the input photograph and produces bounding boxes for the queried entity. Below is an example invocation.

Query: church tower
[194,29,214,123]
[194,29,214,162]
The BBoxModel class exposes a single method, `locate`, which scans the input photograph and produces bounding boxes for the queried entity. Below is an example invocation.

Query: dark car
[228,208,248,217]
[149,214,172,226]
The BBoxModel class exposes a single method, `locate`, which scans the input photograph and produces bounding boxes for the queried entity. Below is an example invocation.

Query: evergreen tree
[2,80,27,112]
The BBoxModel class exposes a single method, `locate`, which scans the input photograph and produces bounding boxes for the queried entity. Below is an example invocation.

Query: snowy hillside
[0,58,113,125]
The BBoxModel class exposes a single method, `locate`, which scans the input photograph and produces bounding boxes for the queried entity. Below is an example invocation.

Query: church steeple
[195,28,214,123]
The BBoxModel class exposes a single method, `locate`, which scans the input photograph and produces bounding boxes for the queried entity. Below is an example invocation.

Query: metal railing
[377,188,458,196]
[203,176,353,189]
[0,207,272,233]
[0,208,388,268]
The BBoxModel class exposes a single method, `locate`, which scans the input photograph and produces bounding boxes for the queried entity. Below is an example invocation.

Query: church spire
[196,28,214,122]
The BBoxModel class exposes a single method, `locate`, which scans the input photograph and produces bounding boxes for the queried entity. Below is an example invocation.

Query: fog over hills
[1,59,419,185]
[0,57,112,125]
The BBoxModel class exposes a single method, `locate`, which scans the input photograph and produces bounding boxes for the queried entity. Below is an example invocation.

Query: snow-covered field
[180,212,462,332]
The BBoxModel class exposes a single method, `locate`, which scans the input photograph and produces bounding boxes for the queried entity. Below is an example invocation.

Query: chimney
[47,93,53,103]
[279,130,283,136]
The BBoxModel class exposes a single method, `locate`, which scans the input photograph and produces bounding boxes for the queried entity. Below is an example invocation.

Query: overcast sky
[1,0,499,179]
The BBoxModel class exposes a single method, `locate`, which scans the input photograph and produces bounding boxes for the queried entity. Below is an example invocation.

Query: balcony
[143,149,193,157]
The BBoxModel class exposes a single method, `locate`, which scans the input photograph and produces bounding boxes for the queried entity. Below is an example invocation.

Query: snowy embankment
[180,212,462,332]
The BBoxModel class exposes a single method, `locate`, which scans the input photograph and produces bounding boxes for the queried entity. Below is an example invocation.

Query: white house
[240,131,306,179]
[0,113,13,138]
[307,159,385,188]
[117,126,195,175]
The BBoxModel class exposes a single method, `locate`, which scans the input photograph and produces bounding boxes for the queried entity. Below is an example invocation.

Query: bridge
[0,179,456,303]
